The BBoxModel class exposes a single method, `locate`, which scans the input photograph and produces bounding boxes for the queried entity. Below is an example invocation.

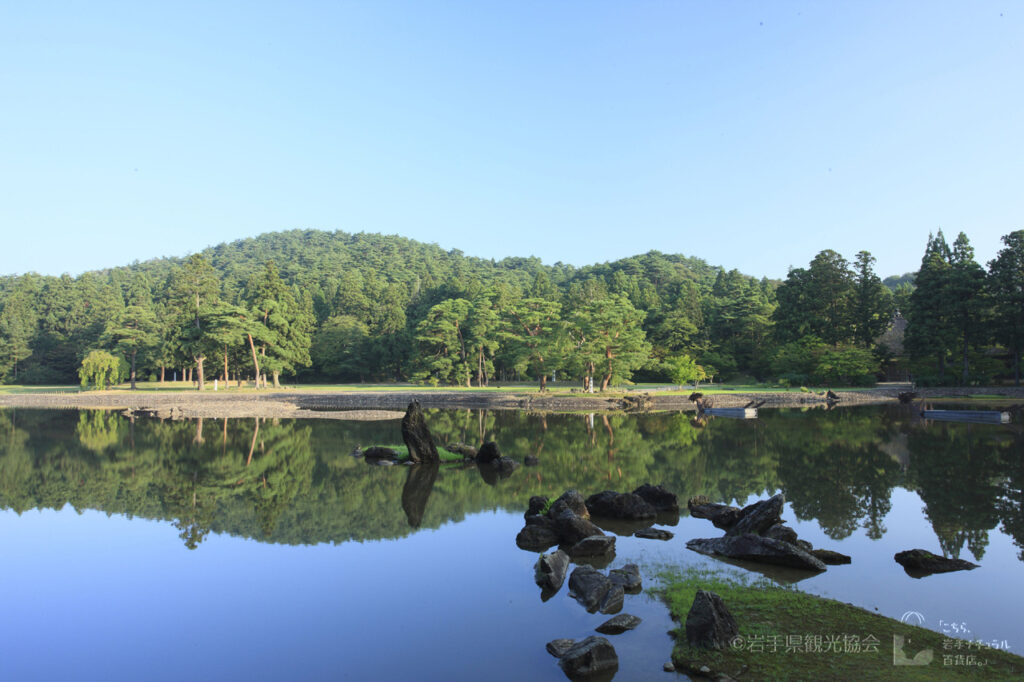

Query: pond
[0,405,1021,680]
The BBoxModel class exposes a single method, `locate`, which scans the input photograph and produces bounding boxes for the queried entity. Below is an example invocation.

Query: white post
[214,379,218,391]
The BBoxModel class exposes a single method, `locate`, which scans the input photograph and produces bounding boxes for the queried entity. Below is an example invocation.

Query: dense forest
[0,228,1022,388]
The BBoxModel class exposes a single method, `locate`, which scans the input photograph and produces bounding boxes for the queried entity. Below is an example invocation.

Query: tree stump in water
[401,400,439,464]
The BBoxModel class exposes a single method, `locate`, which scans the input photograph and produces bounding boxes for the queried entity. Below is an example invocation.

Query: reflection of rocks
[555,636,619,679]
[535,549,570,597]
[568,566,624,614]
[400,401,439,464]
[633,483,679,513]
[634,528,673,541]
[400,462,439,528]
[596,613,641,634]
[524,456,539,466]
[895,549,979,577]
[608,564,642,593]
[687,535,826,572]
[685,590,738,650]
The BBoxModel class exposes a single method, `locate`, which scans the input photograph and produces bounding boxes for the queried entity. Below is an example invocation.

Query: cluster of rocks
[516,485,680,560]
[525,487,677,679]
[686,494,850,572]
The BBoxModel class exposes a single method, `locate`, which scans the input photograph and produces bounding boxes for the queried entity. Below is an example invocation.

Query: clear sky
[2,2,1021,280]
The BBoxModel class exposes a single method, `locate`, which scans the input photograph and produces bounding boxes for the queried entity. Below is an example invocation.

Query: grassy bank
[660,566,1023,680]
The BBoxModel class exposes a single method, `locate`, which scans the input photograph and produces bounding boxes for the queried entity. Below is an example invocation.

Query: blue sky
[2,2,1021,279]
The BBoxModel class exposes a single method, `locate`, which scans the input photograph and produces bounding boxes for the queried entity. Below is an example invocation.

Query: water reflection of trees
[0,407,1021,559]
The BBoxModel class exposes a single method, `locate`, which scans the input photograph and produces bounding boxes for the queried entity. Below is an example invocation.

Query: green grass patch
[659,566,1023,680]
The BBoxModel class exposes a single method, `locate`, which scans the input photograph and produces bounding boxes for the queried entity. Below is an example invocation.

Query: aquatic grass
[657,565,1024,680]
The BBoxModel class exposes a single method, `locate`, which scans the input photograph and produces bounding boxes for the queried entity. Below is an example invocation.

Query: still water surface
[0,406,1021,680]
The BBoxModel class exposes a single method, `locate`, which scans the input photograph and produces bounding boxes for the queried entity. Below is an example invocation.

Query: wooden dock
[706,407,758,419]
[922,410,1010,425]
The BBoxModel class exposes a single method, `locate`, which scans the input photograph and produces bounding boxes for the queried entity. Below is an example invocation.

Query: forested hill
[1,229,772,386]
[3,228,1021,387]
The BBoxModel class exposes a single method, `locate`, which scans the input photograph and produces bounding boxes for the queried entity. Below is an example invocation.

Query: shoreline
[1,385,1021,420]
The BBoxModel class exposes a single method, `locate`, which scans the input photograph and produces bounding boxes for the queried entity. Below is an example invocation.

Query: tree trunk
[273,371,280,388]
[224,344,229,386]
[160,366,165,383]
[130,349,137,390]
[539,374,547,392]
[247,334,261,389]
[196,357,206,391]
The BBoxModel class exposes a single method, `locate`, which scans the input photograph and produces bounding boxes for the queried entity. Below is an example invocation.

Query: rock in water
[585,490,657,521]
[687,535,827,572]
[535,550,570,593]
[568,566,622,613]
[810,549,852,565]
[475,441,501,464]
[557,637,618,678]
[553,510,606,546]
[400,401,438,464]
[516,524,560,552]
[549,489,590,520]
[632,483,679,512]
[608,564,642,593]
[634,528,673,541]
[596,613,642,634]
[764,523,798,544]
[445,441,478,458]
[568,534,617,559]
[894,549,979,576]
[685,590,738,650]
[362,446,399,460]
[687,496,742,531]
[526,496,549,518]
[727,494,785,537]
[546,639,576,658]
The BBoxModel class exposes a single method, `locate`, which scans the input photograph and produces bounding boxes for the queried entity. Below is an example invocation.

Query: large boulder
[549,489,590,520]
[764,523,798,545]
[687,535,827,572]
[687,496,741,530]
[400,401,439,464]
[633,484,679,512]
[568,566,624,614]
[894,549,979,576]
[586,490,656,521]
[526,496,550,518]
[727,494,785,537]
[475,441,502,464]
[553,510,606,546]
[557,637,619,678]
[685,590,738,650]
[535,550,570,593]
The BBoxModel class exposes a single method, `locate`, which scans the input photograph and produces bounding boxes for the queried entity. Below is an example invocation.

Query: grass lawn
[660,566,1023,680]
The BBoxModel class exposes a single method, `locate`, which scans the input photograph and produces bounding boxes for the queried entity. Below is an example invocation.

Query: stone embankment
[1,385,1021,419]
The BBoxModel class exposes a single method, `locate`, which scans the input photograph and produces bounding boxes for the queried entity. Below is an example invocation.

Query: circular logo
[900,611,926,626]
[730,636,745,650]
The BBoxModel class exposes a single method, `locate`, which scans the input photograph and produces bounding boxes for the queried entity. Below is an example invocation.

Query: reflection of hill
[0,407,1020,558]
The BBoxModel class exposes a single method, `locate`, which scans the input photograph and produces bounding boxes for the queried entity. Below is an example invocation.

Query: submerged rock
[687,535,827,572]
[557,636,618,678]
[894,549,979,576]
[596,613,641,634]
[586,490,656,521]
[632,483,679,513]
[685,590,738,650]
[634,527,673,541]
